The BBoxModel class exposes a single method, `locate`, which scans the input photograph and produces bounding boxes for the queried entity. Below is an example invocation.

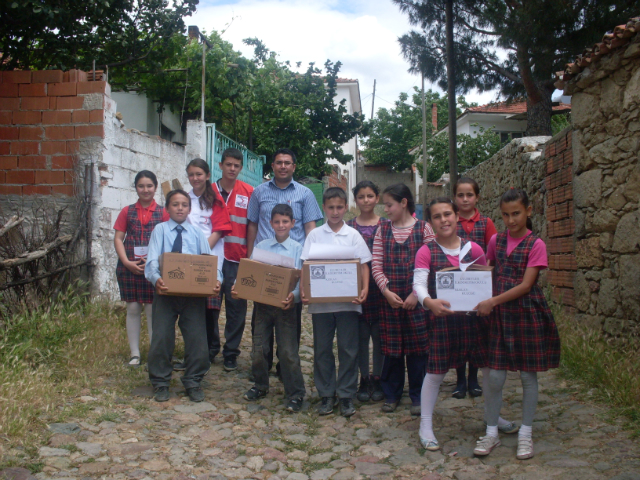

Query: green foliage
[551,113,571,136]
[0,0,198,72]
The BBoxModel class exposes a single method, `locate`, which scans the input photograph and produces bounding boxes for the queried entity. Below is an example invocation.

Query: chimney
[431,103,438,130]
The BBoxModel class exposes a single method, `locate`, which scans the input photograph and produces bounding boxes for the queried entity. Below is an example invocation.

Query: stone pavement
[13,308,640,479]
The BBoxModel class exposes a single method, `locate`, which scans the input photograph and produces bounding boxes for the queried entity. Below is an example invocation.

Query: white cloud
[189,0,500,118]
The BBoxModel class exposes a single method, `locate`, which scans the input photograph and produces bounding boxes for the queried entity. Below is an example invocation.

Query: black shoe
[468,381,483,397]
[154,386,170,402]
[452,381,467,399]
[287,397,304,413]
[340,398,356,417]
[243,386,268,401]
[357,376,371,402]
[186,386,204,402]
[173,361,186,371]
[370,377,384,402]
[317,396,335,415]
[223,356,238,372]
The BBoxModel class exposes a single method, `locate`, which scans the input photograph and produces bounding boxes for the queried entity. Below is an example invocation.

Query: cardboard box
[234,258,301,308]
[435,265,493,312]
[302,259,362,304]
[160,253,218,297]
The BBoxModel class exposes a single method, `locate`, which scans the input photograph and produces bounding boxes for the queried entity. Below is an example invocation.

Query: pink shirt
[486,231,548,269]
[414,241,487,270]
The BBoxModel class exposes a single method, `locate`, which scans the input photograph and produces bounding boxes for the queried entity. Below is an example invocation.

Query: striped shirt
[247,178,323,246]
[371,221,435,292]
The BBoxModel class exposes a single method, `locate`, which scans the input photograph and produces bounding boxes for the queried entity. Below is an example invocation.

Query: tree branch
[0,260,91,290]
[0,216,24,239]
[462,50,523,84]
[0,235,72,270]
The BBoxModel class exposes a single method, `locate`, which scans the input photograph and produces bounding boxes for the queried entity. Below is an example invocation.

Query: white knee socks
[419,373,446,441]
[126,302,153,357]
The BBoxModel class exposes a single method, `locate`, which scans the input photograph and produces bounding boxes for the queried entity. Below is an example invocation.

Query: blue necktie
[171,225,184,253]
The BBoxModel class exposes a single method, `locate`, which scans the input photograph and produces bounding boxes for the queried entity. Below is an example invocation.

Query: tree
[0,0,198,72]
[393,0,637,135]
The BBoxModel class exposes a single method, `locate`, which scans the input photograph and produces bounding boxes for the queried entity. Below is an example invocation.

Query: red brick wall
[326,165,348,191]
[0,69,106,196]
[545,128,576,309]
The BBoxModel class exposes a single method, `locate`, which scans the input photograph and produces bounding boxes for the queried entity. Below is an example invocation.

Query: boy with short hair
[301,187,371,417]
[233,204,306,412]
[145,189,222,403]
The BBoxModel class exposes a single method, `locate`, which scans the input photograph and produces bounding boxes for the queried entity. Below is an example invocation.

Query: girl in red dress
[473,188,561,461]
[113,170,169,367]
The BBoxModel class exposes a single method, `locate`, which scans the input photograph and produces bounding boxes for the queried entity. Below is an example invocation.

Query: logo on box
[310,266,325,279]
[437,273,454,289]
[241,275,257,288]
[168,267,185,280]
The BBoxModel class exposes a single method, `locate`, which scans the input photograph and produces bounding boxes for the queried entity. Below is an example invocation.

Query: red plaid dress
[347,217,388,324]
[207,292,222,310]
[457,215,490,252]
[425,240,488,374]
[489,232,561,372]
[379,220,429,357]
[115,204,165,303]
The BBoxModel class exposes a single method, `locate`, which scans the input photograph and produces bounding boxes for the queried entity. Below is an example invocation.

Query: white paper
[435,270,492,312]
[308,244,356,260]
[134,246,149,259]
[252,247,295,269]
[309,262,358,298]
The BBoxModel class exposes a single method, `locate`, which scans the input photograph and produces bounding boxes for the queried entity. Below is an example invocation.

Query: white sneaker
[474,435,501,456]
[517,436,534,460]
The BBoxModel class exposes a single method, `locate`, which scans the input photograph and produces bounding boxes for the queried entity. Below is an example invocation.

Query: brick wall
[544,127,576,310]
[0,69,107,196]
[325,164,348,191]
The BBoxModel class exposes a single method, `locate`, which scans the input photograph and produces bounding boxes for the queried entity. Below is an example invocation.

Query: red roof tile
[467,100,571,115]
[336,78,358,83]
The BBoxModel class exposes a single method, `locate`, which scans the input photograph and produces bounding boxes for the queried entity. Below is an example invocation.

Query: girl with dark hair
[451,177,498,400]
[412,197,488,450]
[113,170,169,367]
[347,180,387,403]
[186,159,232,366]
[472,188,560,460]
[371,183,435,415]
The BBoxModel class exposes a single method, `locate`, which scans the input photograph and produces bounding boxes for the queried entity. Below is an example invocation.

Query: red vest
[214,180,253,262]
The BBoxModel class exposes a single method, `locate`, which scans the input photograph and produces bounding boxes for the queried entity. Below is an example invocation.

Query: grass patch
[95,412,120,423]
[554,305,640,437]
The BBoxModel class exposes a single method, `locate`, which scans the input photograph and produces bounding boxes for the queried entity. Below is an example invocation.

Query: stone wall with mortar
[564,32,640,335]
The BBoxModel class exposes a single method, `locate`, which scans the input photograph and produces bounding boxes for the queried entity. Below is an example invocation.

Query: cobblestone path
[14,308,640,479]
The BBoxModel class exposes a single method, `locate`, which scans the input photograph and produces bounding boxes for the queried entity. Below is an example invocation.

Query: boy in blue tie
[145,190,222,402]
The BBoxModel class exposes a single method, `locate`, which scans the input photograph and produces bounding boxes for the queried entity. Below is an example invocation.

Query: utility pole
[445,0,458,188]
[189,26,212,122]
[371,79,376,120]
[421,73,429,219]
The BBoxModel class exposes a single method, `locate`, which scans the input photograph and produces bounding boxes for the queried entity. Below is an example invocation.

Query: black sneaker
[154,386,170,402]
[340,398,356,417]
[452,381,467,399]
[186,386,204,402]
[243,386,268,401]
[370,377,384,402]
[224,356,238,372]
[468,381,483,397]
[287,397,304,413]
[356,376,371,402]
[317,396,335,415]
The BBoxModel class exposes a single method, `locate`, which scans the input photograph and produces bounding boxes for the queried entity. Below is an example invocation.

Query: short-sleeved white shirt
[187,189,225,271]
[301,222,372,314]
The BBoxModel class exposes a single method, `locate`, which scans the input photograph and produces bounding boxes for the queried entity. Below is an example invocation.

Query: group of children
[114,162,560,461]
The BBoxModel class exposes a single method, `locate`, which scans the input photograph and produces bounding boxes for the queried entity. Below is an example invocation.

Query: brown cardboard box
[234,258,301,308]
[160,253,218,297]
[302,259,362,304]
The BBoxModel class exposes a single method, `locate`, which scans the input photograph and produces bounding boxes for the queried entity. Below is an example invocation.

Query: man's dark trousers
[148,295,209,389]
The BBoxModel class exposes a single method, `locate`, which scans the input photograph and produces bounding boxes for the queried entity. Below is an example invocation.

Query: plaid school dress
[116,204,165,303]
[457,215,490,252]
[489,232,561,372]
[347,217,388,324]
[425,240,488,374]
[379,220,429,358]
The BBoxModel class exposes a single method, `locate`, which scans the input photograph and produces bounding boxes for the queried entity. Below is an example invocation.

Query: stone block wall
[564,33,640,335]
[362,165,416,202]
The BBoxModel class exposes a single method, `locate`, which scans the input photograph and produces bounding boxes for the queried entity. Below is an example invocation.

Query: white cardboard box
[435,265,493,312]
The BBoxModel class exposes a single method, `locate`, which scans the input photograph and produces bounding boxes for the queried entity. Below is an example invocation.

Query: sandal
[128,356,141,367]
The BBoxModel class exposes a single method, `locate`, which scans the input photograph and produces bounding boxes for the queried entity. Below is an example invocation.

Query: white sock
[144,303,153,343]
[519,424,532,439]
[481,367,511,426]
[419,373,446,441]
[126,302,143,357]
[486,425,499,438]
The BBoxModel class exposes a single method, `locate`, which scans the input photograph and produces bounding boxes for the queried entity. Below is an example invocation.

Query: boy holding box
[145,189,222,403]
[301,187,371,417]
[234,204,306,412]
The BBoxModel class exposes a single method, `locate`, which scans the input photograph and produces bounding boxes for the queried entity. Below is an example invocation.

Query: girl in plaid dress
[114,170,169,367]
[452,177,497,399]
[413,197,488,451]
[473,188,561,461]
[371,184,435,415]
[347,180,387,403]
